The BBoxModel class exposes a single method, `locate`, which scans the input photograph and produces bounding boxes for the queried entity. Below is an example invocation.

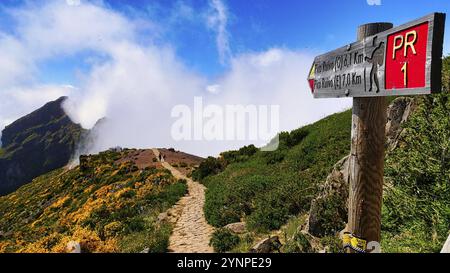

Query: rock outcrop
[0,97,85,195]
[66,241,81,253]
[306,97,415,238]
[250,236,282,253]
[385,97,415,151]
[307,156,350,237]
[224,222,247,234]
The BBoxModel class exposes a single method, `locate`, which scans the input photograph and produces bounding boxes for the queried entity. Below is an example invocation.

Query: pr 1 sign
[308,13,446,98]
[385,21,429,90]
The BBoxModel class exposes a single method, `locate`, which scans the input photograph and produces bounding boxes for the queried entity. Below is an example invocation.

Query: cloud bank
[0,0,352,157]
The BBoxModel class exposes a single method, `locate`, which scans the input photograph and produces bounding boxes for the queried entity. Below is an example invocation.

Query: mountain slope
[0,97,84,195]
[0,149,192,253]
[200,110,352,232]
[199,56,449,253]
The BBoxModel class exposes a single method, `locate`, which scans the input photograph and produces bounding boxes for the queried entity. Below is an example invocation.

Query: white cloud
[157,49,351,156]
[0,84,74,131]
[0,34,34,88]
[367,0,382,6]
[0,1,352,157]
[206,84,221,94]
[66,0,81,6]
[206,49,352,144]
[0,1,136,131]
[63,41,206,152]
[207,0,231,65]
[12,1,134,58]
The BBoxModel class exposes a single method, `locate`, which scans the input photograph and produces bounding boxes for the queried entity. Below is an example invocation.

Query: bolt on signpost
[307,13,446,253]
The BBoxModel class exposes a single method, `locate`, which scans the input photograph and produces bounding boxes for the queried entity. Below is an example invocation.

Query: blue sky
[99,0,450,78]
[1,0,448,85]
[118,0,449,78]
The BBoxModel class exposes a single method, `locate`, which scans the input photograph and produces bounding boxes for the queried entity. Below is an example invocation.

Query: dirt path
[152,148,214,253]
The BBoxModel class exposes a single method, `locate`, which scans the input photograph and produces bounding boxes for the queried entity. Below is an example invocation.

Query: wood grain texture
[347,23,392,250]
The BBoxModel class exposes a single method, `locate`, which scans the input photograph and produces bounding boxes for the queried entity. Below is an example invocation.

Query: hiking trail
[152,148,214,253]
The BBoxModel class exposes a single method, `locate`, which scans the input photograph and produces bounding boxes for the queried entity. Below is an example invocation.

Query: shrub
[192,157,225,181]
[104,221,124,238]
[119,189,136,199]
[282,128,309,148]
[209,228,240,253]
[202,109,352,233]
[119,223,171,253]
[319,235,342,253]
[282,232,312,253]
[221,145,258,164]
[382,87,450,252]
[308,193,347,237]
[263,149,286,165]
[125,217,146,233]
[247,196,290,232]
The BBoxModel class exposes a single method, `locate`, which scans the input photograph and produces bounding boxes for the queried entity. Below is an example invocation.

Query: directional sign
[308,13,446,98]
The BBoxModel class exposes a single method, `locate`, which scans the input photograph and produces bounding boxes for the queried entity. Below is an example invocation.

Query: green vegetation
[201,110,352,232]
[229,233,256,253]
[0,97,85,195]
[380,56,450,252]
[119,217,172,253]
[381,57,450,252]
[209,228,241,253]
[283,232,313,253]
[192,156,225,181]
[0,148,4,157]
[192,145,259,182]
[0,149,187,253]
[200,56,450,253]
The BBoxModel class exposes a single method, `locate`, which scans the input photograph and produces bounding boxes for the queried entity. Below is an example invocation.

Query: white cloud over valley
[0,0,352,157]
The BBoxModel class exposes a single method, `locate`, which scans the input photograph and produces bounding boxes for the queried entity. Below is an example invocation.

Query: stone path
[152,148,214,253]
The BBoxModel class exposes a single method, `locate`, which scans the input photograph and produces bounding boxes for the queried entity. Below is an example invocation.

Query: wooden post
[347,23,392,251]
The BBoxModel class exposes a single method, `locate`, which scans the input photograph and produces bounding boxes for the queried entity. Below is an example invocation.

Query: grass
[209,228,241,253]
[282,215,307,242]
[229,233,257,253]
[200,56,449,253]
[119,214,172,253]
[202,109,352,232]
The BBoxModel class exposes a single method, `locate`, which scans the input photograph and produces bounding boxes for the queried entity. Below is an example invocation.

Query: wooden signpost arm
[347,23,393,252]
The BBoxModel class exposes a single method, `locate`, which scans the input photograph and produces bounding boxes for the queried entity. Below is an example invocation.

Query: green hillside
[0,149,187,253]
[382,57,450,252]
[201,110,352,232]
[0,97,85,196]
[200,56,450,253]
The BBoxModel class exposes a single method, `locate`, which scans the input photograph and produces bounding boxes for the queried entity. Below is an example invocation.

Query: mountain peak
[1,96,70,147]
[0,96,84,195]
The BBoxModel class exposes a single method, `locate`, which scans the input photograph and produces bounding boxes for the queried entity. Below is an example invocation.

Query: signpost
[307,13,446,253]
[308,13,445,98]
